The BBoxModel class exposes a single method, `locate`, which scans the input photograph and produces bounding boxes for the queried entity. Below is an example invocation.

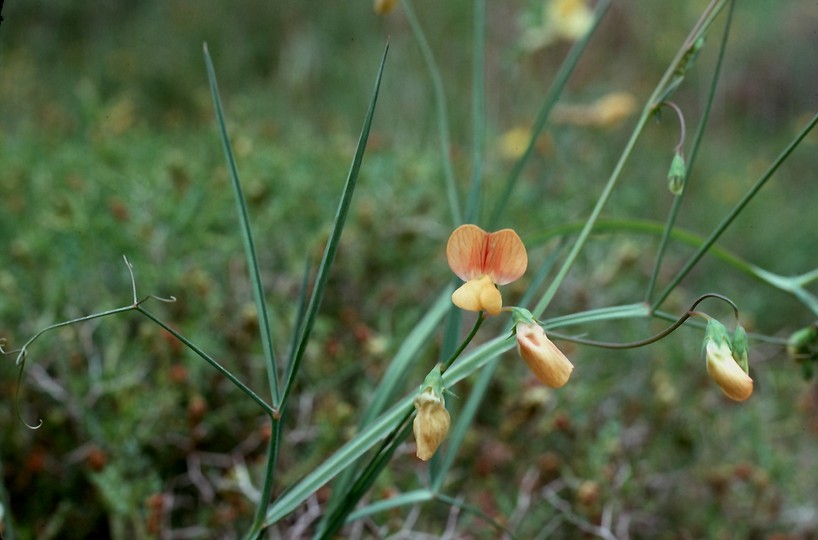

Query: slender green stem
[645,0,735,303]
[138,308,276,418]
[12,304,136,367]
[548,293,737,349]
[652,110,818,310]
[402,0,461,225]
[532,0,728,319]
[442,313,484,371]
[244,420,282,540]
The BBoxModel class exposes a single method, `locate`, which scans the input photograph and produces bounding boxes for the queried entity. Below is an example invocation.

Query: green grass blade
[203,43,280,404]
[432,353,498,491]
[280,42,389,410]
[317,415,414,539]
[464,0,486,224]
[319,289,449,524]
[403,0,461,225]
[347,489,434,521]
[263,396,414,526]
[362,289,451,426]
[488,0,612,229]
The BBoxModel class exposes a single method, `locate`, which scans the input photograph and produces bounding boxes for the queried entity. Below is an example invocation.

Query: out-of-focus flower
[446,225,527,316]
[704,320,753,401]
[521,0,594,51]
[551,92,638,128]
[413,366,451,461]
[516,321,574,388]
[374,0,398,15]
[497,125,553,161]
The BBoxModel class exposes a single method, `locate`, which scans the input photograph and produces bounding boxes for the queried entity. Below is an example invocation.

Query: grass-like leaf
[280,42,390,410]
[203,43,280,404]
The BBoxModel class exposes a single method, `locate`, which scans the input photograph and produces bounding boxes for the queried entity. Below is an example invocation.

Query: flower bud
[787,325,818,360]
[667,150,686,195]
[704,319,753,401]
[412,366,451,461]
[515,322,573,388]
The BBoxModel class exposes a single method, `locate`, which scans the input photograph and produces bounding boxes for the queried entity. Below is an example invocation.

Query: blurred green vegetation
[1,0,817,538]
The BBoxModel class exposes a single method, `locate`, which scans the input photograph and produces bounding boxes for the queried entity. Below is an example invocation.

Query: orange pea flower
[516,322,574,388]
[446,224,528,316]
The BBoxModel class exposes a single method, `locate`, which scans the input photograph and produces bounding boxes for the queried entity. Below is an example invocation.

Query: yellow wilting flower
[704,320,753,401]
[446,225,528,316]
[515,321,574,388]
[412,366,451,461]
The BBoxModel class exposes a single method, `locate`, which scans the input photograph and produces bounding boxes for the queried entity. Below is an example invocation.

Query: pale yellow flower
[706,339,753,401]
[521,0,594,51]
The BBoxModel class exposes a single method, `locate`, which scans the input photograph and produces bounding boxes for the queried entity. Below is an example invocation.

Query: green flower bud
[703,319,753,401]
[786,325,818,360]
[667,150,686,195]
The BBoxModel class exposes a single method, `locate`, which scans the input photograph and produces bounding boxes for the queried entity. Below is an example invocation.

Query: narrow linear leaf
[203,43,280,402]
[280,42,390,410]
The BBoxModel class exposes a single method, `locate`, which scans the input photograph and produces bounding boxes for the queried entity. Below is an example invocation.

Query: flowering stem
[645,0,734,304]
[660,101,687,153]
[137,307,277,419]
[547,293,738,350]
[651,110,818,311]
[532,0,729,319]
[441,313,485,372]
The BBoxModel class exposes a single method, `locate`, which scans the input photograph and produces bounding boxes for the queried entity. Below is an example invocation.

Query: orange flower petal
[484,229,528,285]
[446,224,489,282]
[516,322,573,388]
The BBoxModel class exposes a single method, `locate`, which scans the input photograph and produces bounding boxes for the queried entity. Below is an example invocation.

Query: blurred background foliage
[1,0,817,538]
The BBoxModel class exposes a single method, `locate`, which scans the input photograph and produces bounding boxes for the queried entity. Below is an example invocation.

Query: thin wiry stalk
[645,0,735,303]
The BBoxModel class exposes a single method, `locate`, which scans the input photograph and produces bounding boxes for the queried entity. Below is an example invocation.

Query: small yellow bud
[516,322,574,388]
[412,388,451,461]
[705,340,753,401]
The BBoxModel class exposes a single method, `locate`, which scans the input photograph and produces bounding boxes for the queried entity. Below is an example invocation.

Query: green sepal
[731,324,750,374]
[417,364,446,401]
[703,318,731,352]
[509,307,536,328]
